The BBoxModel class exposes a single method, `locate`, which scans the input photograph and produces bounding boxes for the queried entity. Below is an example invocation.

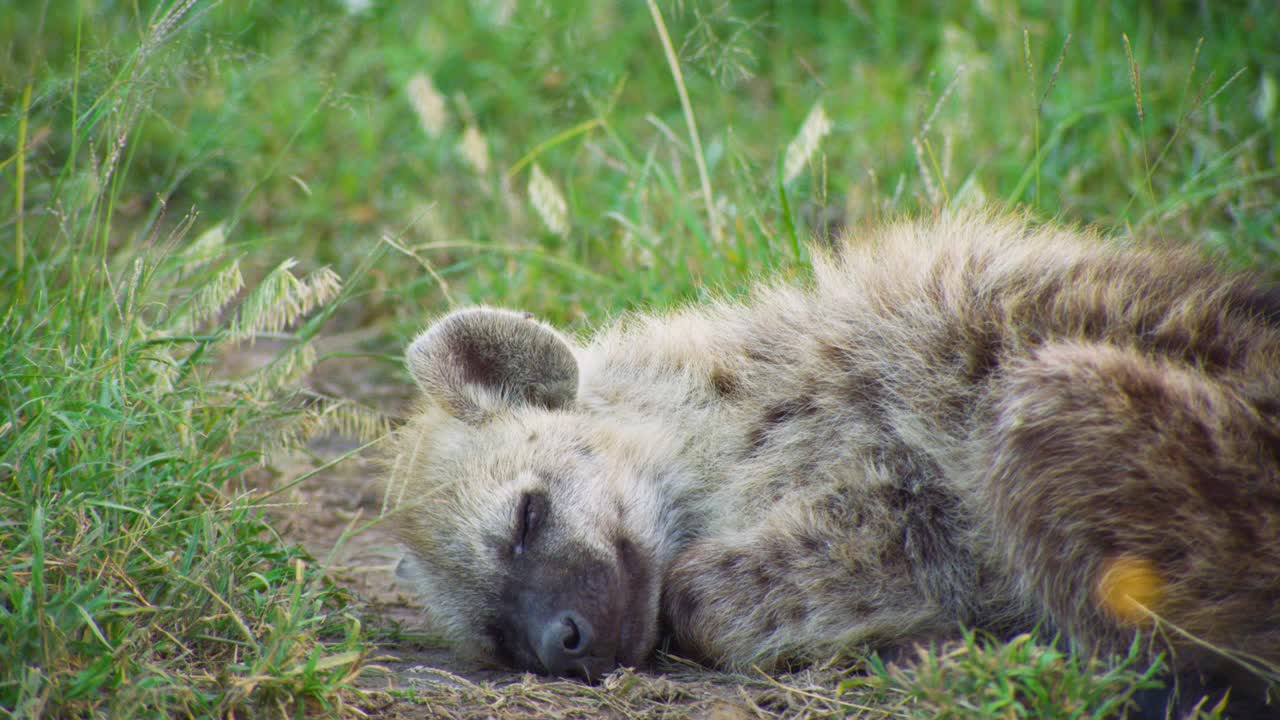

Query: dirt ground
[261,341,886,719]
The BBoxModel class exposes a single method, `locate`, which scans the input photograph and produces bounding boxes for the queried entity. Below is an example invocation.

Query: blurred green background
[6,0,1278,331]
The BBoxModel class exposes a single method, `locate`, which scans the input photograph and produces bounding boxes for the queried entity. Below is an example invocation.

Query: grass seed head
[783,102,832,185]
[458,125,491,175]
[407,72,448,139]
[529,163,571,236]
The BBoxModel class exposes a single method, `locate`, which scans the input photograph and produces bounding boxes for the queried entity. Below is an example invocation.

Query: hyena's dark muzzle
[495,551,624,680]
[494,538,653,681]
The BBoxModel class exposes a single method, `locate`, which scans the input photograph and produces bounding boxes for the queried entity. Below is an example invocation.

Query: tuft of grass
[848,631,1170,720]
[1,2,381,717]
[0,231,373,716]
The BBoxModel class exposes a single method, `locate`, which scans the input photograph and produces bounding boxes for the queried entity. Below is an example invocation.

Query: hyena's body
[387,214,1280,701]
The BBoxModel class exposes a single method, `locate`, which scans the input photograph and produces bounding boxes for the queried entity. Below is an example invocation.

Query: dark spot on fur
[765,541,791,568]
[817,492,866,528]
[709,366,740,398]
[868,445,974,603]
[717,554,740,574]
[844,374,893,433]
[527,430,538,442]
[820,495,841,518]
[1016,274,1067,341]
[768,476,804,498]
[1188,458,1246,517]
[798,533,825,556]
[877,543,910,572]
[1150,325,1240,370]
[745,397,817,456]
[897,484,969,575]
[820,339,901,435]
[819,340,846,366]
[875,443,942,496]
[744,345,781,365]
[753,564,773,590]
[966,323,1004,385]
[782,599,807,623]
[761,608,781,635]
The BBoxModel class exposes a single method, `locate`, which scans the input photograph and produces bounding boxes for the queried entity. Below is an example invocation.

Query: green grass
[849,631,1176,720]
[0,134,374,714]
[3,0,1278,716]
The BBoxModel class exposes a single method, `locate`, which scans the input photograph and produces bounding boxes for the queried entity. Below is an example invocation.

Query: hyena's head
[386,308,667,680]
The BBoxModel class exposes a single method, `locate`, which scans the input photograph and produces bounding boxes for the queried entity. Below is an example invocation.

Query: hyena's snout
[505,553,628,682]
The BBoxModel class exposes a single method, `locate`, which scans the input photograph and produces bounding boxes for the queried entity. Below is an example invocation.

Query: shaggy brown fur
[384,213,1279,708]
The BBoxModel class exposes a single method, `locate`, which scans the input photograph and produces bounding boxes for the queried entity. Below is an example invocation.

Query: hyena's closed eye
[513,492,548,556]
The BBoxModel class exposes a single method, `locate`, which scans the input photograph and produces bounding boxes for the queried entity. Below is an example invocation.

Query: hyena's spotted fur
[386,213,1280,703]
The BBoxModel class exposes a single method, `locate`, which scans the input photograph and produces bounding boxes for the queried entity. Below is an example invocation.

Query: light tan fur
[385,213,1280,699]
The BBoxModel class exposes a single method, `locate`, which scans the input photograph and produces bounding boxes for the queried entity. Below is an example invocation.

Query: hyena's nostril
[537,610,596,674]
[557,611,590,655]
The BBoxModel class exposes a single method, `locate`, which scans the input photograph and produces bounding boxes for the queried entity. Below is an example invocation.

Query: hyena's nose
[536,610,598,676]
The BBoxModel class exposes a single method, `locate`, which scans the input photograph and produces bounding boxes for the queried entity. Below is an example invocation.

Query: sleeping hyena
[384,213,1280,711]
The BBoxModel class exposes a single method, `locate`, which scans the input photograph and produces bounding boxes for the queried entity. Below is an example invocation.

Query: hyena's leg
[984,342,1280,677]
[661,481,989,670]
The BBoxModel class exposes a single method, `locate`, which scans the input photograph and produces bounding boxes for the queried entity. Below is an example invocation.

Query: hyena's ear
[406,308,579,423]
